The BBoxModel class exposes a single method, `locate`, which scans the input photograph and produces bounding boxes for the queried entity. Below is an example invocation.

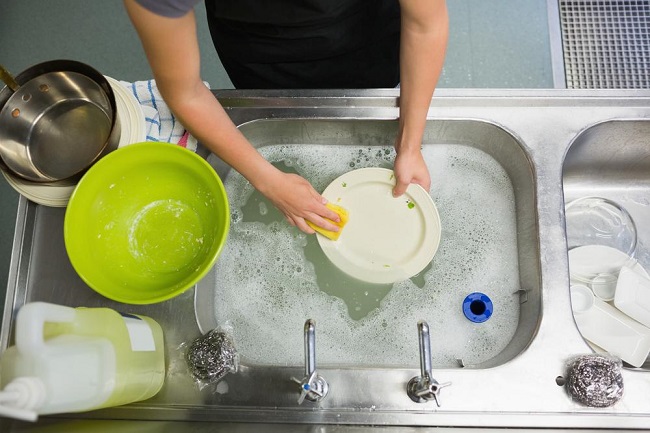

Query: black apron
[204,0,401,89]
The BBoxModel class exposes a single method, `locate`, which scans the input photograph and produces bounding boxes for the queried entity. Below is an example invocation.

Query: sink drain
[462,292,493,323]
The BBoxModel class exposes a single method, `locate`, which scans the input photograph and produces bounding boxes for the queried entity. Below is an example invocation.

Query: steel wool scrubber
[186,329,238,384]
[566,354,624,407]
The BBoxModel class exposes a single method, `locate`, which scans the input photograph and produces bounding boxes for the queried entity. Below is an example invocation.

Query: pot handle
[0,64,20,92]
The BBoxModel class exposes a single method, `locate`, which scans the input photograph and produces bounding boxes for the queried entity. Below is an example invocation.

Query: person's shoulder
[135,0,202,18]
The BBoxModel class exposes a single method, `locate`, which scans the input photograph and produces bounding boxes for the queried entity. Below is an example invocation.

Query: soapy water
[213,144,520,368]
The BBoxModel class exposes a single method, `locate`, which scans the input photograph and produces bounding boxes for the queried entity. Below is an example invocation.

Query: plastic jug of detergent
[0,302,165,421]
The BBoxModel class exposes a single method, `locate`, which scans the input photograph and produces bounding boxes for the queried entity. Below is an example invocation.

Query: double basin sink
[2,89,650,430]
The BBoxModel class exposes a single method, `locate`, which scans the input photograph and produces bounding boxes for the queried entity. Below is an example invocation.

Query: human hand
[261,171,341,234]
[392,147,431,197]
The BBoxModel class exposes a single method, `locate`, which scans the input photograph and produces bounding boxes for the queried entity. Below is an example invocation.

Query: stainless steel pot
[0,60,121,183]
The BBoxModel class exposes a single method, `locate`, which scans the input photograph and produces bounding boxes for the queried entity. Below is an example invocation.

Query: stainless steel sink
[3,89,650,431]
[195,118,540,370]
[563,119,650,370]
[563,119,650,279]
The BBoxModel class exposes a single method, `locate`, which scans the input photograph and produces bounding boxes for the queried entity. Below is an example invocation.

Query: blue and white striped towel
[119,79,209,153]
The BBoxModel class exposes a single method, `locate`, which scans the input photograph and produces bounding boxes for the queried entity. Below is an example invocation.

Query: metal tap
[292,319,329,404]
[407,320,451,406]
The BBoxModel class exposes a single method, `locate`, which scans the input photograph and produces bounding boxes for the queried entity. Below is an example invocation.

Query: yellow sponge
[306,203,349,241]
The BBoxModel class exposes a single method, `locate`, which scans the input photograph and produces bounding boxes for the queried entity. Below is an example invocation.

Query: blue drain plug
[462,292,493,323]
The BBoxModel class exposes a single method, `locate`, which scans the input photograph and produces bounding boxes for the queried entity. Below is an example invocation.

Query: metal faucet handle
[291,319,329,404]
[407,320,450,406]
[407,375,451,406]
[293,370,329,404]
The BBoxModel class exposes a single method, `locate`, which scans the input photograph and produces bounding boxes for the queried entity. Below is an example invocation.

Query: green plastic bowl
[64,142,230,304]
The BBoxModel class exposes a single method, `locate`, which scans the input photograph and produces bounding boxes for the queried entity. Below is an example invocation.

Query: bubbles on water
[213,144,521,368]
[230,209,242,224]
[258,201,268,216]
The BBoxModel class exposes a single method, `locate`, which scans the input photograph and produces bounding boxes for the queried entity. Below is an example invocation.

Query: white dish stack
[571,266,650,368]
[566,197,650,368]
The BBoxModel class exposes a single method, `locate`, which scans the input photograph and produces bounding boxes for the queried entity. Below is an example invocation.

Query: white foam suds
[213,144,521,368]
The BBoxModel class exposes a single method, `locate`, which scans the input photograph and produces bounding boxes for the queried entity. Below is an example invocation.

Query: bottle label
[120,313,156,352]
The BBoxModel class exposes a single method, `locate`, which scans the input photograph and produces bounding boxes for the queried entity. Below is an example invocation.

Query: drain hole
[555,376,566,386]
[462,292,493,323]
[470,300,486,315]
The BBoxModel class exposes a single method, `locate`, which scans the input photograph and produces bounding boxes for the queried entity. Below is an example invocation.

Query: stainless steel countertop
[2,88,650,431]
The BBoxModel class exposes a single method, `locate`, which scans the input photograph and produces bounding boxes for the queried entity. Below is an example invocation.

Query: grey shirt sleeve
[135,0,202,18]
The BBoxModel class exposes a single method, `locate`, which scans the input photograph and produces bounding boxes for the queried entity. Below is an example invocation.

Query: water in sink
[211,144,520,368]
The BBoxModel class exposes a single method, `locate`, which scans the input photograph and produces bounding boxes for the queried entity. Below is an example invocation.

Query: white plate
[318,167,441,284]
[105,76,146,146]
[109,78,132,147]
[2,168,75,207]
[568,245,646,279]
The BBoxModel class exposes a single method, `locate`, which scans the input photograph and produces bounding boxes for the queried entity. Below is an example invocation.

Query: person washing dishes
[124,0,448,235]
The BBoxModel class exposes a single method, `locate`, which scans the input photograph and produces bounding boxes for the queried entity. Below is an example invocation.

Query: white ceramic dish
[105,76,146,146]
[570,284,595,314]
[317,167,441,284]
[569,244,645,280]
[589,272,618,301]
[569,245,649,304]
[107,76,132,147]
[573,296,650,368]
[2,170,75,207]
[614,265,650,328]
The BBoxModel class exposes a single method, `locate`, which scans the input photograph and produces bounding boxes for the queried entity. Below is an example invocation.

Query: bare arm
[393,0,448,196]
[123,0,339,232]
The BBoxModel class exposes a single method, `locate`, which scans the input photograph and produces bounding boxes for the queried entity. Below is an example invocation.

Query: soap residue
[213,144,520,368]
[128,199,204,273]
